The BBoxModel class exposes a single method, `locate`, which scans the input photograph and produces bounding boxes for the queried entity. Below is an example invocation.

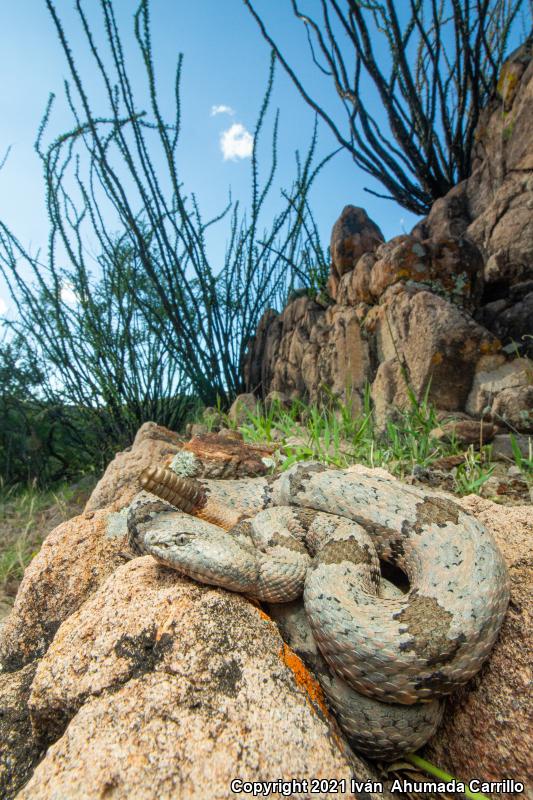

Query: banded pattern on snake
[129,461,509,759]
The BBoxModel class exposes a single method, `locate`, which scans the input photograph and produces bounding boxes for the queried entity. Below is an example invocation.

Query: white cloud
[0,296,7,315]
[210,104,235,117]
[60,281,78,305]
[220,123,254,161]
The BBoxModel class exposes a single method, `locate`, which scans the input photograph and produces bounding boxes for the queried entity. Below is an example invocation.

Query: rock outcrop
[244,41,533,430]
[0,508,129,671]
[466,44,533,297]
[328,206,385,299]
[85,421,184,512]
[416,38,533,344]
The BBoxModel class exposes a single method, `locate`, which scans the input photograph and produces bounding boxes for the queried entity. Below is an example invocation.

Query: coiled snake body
[130,461,509,759]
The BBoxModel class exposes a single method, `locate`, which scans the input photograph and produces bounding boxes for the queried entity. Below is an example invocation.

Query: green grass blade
[405,754,490,800]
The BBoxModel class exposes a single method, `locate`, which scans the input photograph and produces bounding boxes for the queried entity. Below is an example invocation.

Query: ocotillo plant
[244,0,530,213]
[0,0,331,480]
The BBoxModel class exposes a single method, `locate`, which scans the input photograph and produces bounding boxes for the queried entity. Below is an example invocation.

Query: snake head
[139,514,259,594]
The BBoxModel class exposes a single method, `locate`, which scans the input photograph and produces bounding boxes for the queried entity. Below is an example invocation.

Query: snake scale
[129,460,509,759]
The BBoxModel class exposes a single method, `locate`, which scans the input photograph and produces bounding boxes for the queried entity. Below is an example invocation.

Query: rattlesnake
[129,461,509,759]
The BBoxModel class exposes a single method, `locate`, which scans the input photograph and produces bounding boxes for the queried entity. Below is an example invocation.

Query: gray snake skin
[129,461,509,759]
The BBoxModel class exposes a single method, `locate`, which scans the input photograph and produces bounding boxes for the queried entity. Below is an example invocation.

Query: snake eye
[176,533,191,546]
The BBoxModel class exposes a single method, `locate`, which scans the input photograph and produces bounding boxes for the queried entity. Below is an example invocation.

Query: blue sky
[0,1,420,317]
[0,1,528,317]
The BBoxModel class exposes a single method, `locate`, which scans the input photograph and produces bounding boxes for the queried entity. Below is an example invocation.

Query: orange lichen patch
[497,64,521,109]
[396,268,412,279]
[245,597,273,623]
[431,351,443,366]
[461,336,500,359]
[480,338,502,354]
[279,643,329,718]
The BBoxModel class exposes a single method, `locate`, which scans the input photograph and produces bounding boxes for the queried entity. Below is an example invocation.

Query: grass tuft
[230,388,455,479]
[0,475,96,617]
[210,388,532,499]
